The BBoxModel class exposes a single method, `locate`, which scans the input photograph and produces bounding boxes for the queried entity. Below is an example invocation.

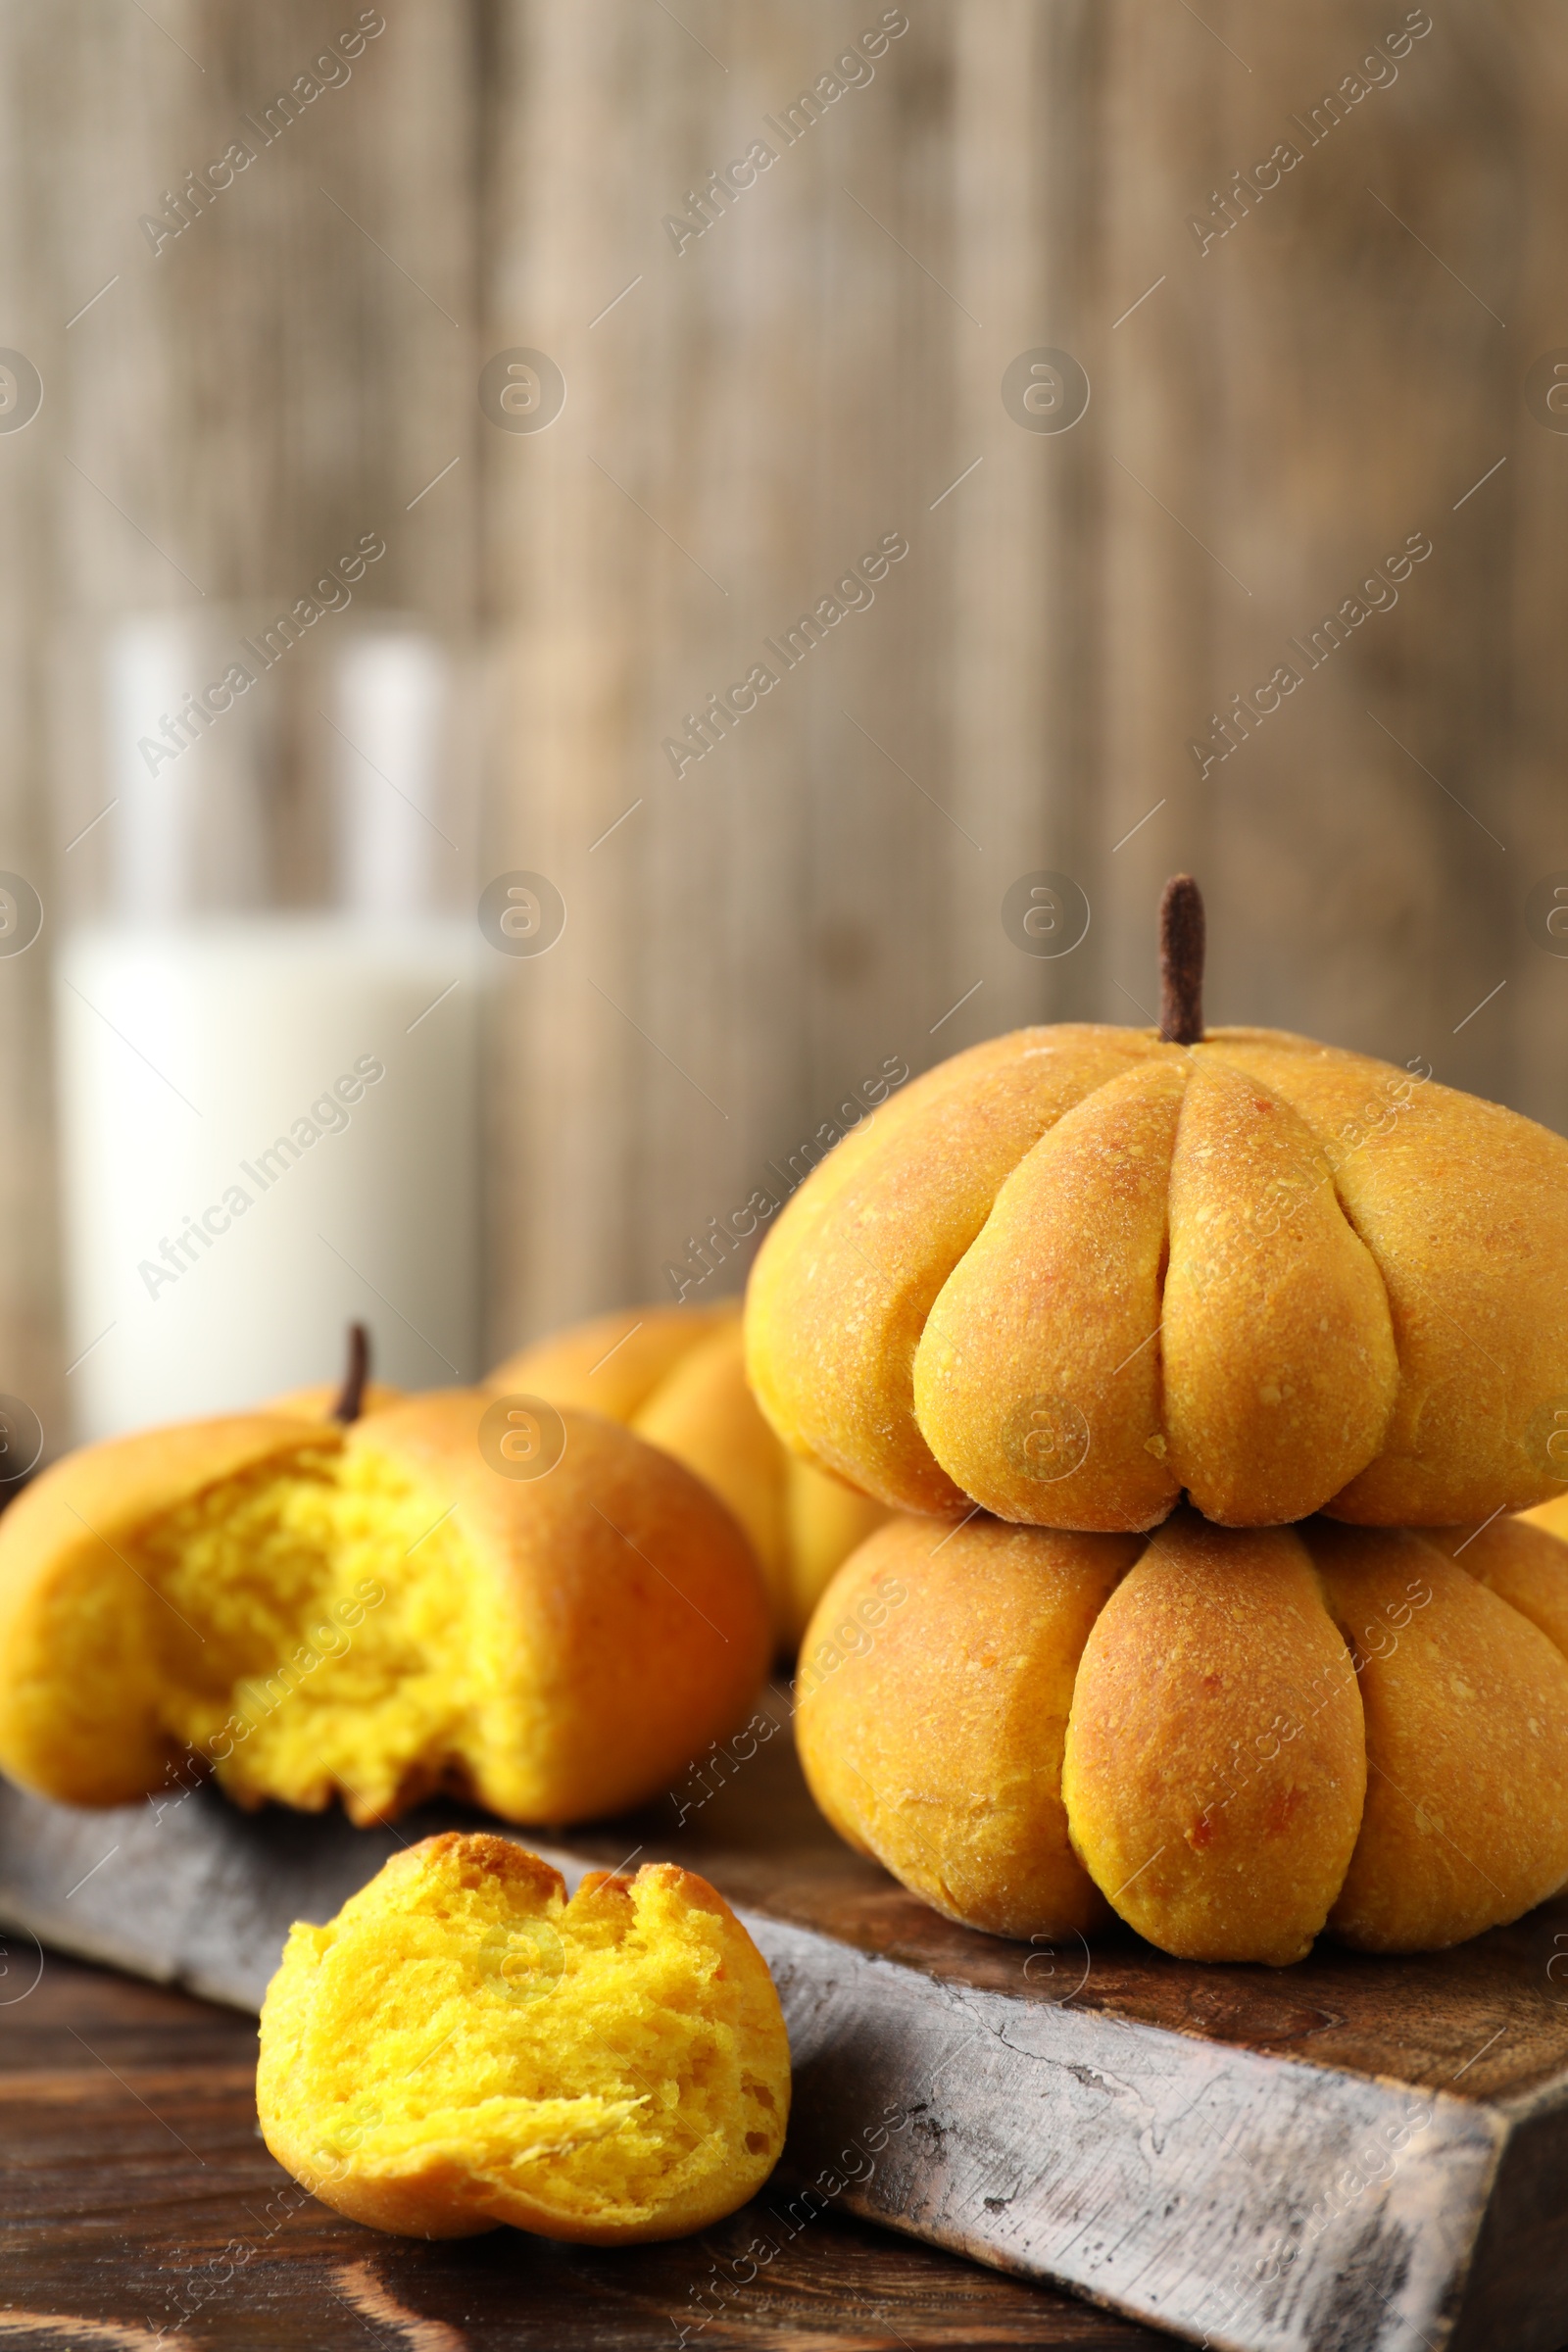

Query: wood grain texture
[0,1954,1155,2350]
[475,0,1568,1348]
[4,1723,1568,2350]
[0,1,1565,1408]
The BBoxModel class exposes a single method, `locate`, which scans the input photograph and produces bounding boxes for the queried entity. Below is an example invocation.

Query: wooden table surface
[0,1946,1167,2352]
[10,1728,1568,2352]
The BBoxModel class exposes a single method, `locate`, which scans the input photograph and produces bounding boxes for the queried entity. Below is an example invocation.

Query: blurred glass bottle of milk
[54,612,480,1440]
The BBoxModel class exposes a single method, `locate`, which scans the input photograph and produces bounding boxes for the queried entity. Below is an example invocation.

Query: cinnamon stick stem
[1158,875,1205,1046]
[330,1322,370,1424]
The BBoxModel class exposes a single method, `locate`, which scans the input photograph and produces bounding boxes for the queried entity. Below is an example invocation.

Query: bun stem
[1158,875,1205,1046]
[331,1323,370,1425]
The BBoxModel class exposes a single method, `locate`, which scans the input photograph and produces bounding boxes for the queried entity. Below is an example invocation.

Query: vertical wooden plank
[944,0,1101,1042]
[482,2,989,1350]
[0,9,65,1443]
[1094,0,1526,1078]
[1204,0,1517,1088]
[1093,2,1226,1012]
[1506,0,1568,1136]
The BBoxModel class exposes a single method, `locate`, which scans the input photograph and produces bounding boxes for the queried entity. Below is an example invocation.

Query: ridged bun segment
[1493,1503,1568,1653]
[0,1395,770,1826]
[1306,1521,1568,1951]
[795,1517,1137,1939]
[748,1028,1154,1520]
[627,1319,791,1579]
[746,1023,1568,1532]
[796,1508,1568,1965]
[1062,1522,1366,1966]
[489,1303,885,1648]
[257,1835,790,2243]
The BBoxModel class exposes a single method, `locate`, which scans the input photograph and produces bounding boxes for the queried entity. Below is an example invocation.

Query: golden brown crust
[747,1027,1162,1516]
[344,1395,773,1823]
[796,1515,1138,1938]
[1161,1060,1397,1523]
[1062,1517,1365,1965]
[487,1301,887,1650]
[1304,1523,1568,1950]
[1217,1043,1568,1525]
[802,1507,1568,1965]
[257,1836,790,2243]
[780,1459,888,1649]
[1447,1513,1568,1660]
[629,1319,785,1586]
[913,1058,1186,1531]
[381,1828,568,1905]
[488,1303,737,1423]
[746,1021,1568,1531]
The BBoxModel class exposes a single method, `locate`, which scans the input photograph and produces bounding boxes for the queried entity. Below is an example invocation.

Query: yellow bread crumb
[0,1395,770,1824]
[257,1835,791,2242]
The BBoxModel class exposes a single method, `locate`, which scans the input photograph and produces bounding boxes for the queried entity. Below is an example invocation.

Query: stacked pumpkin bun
[0,1330,770,1827]
[758,878,1568,1965]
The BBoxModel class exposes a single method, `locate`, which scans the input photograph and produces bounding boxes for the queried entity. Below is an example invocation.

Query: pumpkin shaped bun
[489,1301,886,1648]
[799,1507,1568,1966]
[0,1387,769,1825]
[258,1835,790,2243]
[747,879,1568,1533]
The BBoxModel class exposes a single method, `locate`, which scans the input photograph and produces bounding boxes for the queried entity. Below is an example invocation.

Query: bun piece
[797,1508,1568,1965]
[258,1834,790,2242]
[746,1024,1568,1532]
[490,1301,885,1648]
[0,1394,769,1825]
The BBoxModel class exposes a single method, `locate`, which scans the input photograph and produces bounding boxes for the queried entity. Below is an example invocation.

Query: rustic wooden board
[2,1715,1565,2352]
[0,1949,1164,2350]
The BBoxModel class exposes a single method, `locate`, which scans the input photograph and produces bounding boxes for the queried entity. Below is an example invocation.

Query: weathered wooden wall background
[0,0,1562,1431]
